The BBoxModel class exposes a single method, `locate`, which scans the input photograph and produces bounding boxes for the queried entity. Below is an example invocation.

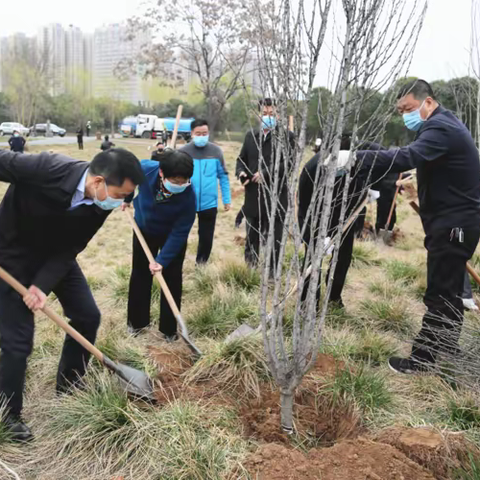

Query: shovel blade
[226,323,255,342]
[380,228,394,245]
[103,356,156,402]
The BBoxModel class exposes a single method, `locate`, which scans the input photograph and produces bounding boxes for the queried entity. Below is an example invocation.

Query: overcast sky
[0,0,474,83]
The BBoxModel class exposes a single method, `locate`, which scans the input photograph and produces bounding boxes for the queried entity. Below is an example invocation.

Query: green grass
[86,275,107,291]
[368,278,409,299]
[218,261,260,292]
[445,394,480,430]
[188,288,257,339]
[351,243,381,267]
[386,259,422,285]
[454,454,480,480]
[320,364,393,414]
[360,297,414,335]
[110,264,161,305]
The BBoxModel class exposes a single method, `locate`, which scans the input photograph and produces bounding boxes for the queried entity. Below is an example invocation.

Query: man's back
[8,136,25,152]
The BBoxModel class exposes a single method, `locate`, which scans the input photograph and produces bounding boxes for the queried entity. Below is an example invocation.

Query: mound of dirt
[376,426,478,479]
[243,438,436,480]
[306,353,344,378]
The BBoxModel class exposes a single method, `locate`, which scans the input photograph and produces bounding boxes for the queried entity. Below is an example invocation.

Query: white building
[93,23,151,105]
[65,25,86,94]
[37,23,66,96]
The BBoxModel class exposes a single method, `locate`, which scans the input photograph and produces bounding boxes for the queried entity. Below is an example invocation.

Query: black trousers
[412,228,480,363]
[77,141,83,150]
[0,262,101,416]
[196,208,217,264]
[376,195,396,233]
[245,214,284,270]
[127,230,186,336]
[301,226,356,312]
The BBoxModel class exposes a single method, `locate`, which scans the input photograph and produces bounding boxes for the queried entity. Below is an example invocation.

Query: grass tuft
[218,261,261,292]
[445,394,480,431]
[184,335,272,398]
[386,259,422,285]
[351,243,381,267]
[360,297,414,335]
[188,287,257,339]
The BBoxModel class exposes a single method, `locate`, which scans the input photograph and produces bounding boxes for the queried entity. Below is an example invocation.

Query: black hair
[258,98,276,111]
[159,149,194,179]
[397,79,436,101]
[340,133,352,151]
[90,148,145,186]
[104,135,109,141]
[191,119,209,131]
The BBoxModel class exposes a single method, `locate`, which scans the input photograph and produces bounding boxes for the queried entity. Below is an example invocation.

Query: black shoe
[163,333,179,343]
[388,356,430,375]
[3,414,33,442]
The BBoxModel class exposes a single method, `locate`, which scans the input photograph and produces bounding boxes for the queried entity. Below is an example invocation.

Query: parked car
[30,123,66,137]
[0,122,30,136]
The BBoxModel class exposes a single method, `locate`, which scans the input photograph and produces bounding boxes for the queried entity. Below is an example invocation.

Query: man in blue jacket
[358,79,480,374]
[124,150,196,340]
[180,119,231,264]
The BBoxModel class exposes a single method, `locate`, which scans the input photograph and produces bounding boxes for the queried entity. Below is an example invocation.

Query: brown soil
[376,426,478,479]
[242,438,436,480]
[241,355,360,445]
[234,234,246,246]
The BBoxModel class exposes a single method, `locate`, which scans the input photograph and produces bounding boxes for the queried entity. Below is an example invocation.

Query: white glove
[323,150,354,170]
[324,237,334,255]
[367,189,380,203]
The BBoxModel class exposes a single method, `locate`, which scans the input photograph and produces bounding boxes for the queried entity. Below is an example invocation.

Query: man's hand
[149,262,163,275]
[252,172,262,184]
[239,171,250,186]
[121,202,131,211]
[23,285,47,311]
[224,204,231,212]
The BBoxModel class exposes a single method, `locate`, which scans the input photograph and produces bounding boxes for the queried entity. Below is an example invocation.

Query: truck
[120,114,194,141]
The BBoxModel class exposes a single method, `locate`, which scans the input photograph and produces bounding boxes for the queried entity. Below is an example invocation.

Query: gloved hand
[367,189,380,203]
[324,237,334,255]
[323,150,353,169]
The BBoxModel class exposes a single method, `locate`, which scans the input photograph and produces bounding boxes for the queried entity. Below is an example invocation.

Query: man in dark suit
[235,98,295,271]
[0,148,144,441]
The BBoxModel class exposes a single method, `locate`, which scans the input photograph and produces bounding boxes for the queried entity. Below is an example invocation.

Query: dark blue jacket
[8,136,26,153]
[130,160,196,267]
[358,106,480,233]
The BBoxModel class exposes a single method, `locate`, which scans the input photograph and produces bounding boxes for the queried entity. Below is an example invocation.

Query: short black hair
[90,148,145,186]
[191,119,209,131]
[397,79,436,101]
[104,135,109,141]
[340,133,352,150]
[258,98,276,111]
[159,149,194,179]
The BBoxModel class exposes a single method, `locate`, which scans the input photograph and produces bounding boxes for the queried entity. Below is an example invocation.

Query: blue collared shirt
[69,170,94,210]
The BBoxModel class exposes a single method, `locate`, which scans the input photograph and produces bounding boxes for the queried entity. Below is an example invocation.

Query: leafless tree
[125,0,256,137]
[247,0,427,432]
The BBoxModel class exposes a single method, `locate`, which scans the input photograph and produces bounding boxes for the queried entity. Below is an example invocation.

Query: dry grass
[1,139,480,478]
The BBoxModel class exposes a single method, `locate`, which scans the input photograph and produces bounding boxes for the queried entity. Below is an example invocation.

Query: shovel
[379,173,402,245]
[0,265,156,401]
[226,194,371,342]
[124,208,202,358]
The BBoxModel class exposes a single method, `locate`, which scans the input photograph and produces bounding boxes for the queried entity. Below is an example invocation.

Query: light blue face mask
[94,180,123,210]
[193,135,209,148]
[262,115,276,130]
[403,100,426,131]
[164,179,190,194]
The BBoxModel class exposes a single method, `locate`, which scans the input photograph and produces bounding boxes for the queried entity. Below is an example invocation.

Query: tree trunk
[280,389,294,434]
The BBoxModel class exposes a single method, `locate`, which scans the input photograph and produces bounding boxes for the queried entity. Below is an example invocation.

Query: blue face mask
[193,135,209,148]
[403,100,426,131]
[164,179,190,194]
[262,115,276,130]
[94,180,123,210]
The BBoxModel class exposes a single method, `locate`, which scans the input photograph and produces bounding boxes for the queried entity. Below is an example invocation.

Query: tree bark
[280,389,294,433]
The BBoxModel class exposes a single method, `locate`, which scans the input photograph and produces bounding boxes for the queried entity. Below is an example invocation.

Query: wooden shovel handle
[409,200,480,288]
[169,105,183,149]
[0,266,105,363]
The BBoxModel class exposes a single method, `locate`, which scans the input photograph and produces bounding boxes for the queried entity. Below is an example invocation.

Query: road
[0,135,99,147]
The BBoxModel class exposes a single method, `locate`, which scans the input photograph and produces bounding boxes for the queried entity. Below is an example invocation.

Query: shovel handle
[385,173,403,230]
[124,209,201,355]
[169,105,183,149]
[0,265,105,363]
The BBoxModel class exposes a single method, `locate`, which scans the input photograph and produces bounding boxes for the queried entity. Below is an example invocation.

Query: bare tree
[247,0,427,432]
[126,0,255,137]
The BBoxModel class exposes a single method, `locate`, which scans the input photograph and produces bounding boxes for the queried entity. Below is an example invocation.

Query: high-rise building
[65,25,86,94]
[37,23,66,96]
[83,33,93,97]
[93,23,151,105]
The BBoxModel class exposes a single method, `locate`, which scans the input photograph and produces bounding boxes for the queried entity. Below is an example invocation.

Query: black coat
[235,129,295,218]
[0,151,110,293]
[8,136,26,153]
[359,106,480,233]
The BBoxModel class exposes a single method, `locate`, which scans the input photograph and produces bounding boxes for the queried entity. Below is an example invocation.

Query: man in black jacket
[235,98,295,270]
[358,79,480,374]
[0,148,144,441]
[8,131,26,153]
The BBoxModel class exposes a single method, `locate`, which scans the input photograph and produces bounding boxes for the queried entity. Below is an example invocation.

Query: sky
[0,0,474,83]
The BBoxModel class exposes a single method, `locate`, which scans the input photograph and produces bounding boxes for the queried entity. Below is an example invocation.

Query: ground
[0,138,479,479]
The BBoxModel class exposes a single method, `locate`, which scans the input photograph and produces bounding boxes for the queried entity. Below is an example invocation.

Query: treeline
[0,76,478,146]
